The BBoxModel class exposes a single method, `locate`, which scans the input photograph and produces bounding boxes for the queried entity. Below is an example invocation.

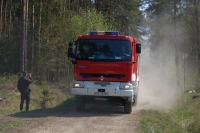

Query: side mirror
[68,47,73,57]
[68,42,73,58]
[136,43,141,54]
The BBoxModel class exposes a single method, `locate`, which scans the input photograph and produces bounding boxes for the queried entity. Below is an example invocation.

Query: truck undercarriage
[75,95,138,114]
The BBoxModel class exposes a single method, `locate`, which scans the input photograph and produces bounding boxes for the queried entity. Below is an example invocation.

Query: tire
[76,96,85,111]
[124,98,132,114]
[132,95,138,106]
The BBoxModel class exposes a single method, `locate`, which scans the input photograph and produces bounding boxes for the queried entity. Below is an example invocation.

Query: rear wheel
[76,96,85,111]
[124,98,132,114]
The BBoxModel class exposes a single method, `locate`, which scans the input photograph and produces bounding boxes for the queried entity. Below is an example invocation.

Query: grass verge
[0,120,26,133]
[0,74,73,131]
[139,93,200,133]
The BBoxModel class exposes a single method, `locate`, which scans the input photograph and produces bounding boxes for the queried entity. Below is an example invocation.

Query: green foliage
[68,9,113,40]
[41,9,113,48]
[100,0,142,35]
[0,74,18,82]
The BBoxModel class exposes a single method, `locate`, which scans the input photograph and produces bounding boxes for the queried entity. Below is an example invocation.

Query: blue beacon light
[90,31,119,35]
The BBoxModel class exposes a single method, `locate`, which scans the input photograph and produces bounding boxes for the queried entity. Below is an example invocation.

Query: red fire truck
[68,31,141,113]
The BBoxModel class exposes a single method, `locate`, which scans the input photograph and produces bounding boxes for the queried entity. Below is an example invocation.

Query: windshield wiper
[91,59,117,62]
[76,58,130,62]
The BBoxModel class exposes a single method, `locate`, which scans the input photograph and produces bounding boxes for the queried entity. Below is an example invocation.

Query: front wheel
[124,98,132,114]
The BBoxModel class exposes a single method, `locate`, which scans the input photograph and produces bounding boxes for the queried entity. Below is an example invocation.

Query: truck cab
[68,31,141,113]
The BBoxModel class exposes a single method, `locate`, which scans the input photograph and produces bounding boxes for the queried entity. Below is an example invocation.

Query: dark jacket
[17,77,32,94]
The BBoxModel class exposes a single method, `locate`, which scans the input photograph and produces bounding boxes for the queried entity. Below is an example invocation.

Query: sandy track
[9,102,140,133]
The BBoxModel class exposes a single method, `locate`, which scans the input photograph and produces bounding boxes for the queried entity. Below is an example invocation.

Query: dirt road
[9,102,140,133]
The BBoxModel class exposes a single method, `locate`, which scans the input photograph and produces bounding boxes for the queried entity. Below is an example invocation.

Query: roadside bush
[188,116,200,133]
[0,74,18,91]
[39,82,54,109]
[0,74,19,114]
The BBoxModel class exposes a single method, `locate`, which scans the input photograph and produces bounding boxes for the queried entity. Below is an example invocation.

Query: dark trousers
[20,93,30,111]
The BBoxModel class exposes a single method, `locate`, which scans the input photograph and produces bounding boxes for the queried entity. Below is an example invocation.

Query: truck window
[75,40,132,61]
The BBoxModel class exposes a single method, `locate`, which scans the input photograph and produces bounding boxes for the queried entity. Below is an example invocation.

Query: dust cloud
[136,19,184,111]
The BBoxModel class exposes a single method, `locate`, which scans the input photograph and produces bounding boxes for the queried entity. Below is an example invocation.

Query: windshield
[75,39,132,61]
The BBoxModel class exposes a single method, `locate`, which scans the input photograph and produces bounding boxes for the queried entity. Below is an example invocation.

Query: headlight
[132,74,136,81]
[119,83,134,90]
[73,82,84,88]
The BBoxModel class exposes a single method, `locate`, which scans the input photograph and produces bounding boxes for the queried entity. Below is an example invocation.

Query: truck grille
[80,73,125,79]
[94,82,110,86]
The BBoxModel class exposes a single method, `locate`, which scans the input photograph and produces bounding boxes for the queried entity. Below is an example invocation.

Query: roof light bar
[90,31,119,36]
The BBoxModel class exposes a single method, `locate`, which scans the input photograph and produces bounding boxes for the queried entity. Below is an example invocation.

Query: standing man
[17,72,33,111]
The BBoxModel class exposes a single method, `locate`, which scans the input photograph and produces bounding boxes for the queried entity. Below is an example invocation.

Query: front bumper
[70,81,136,98]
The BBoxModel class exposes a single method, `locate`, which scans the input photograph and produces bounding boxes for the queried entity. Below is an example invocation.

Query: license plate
[94,92,109,96]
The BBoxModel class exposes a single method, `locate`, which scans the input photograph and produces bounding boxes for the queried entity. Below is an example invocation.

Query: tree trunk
[19,0,27,72]
[31,1,35,72]
[173,0,181,89]
[4,0,7,35]
[95,0,101,11]
[194,0,200,88]
[79,0,82,7]
[38,0,42,55]
[9,0,12,38]
[85,0,88,14]
[24,0,28,71]
[0,0,3,36]
[194,0,199,53]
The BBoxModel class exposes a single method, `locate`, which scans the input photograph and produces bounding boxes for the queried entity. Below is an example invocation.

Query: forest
[0,0,200,89]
